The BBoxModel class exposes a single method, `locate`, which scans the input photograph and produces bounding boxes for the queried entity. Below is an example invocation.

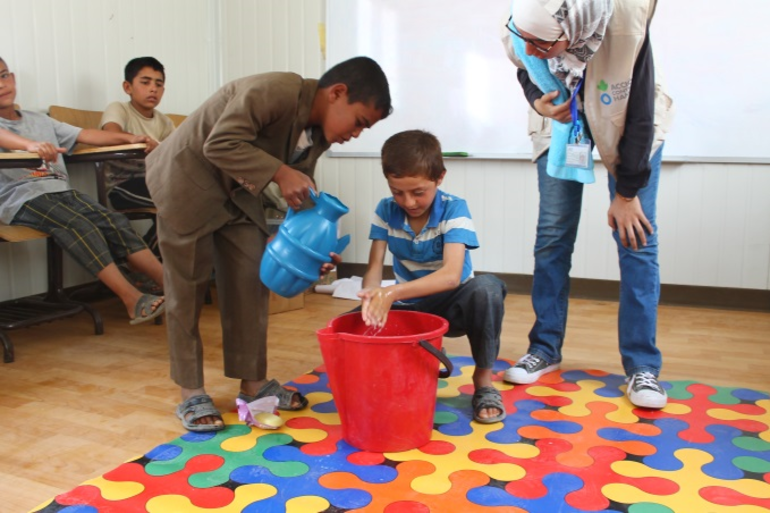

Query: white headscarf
[511,0,613,91]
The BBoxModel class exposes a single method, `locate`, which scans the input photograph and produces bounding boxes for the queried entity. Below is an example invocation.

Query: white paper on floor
[314,276,396,301]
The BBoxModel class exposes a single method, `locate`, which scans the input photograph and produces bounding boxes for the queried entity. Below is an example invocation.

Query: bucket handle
[418,340,454,379]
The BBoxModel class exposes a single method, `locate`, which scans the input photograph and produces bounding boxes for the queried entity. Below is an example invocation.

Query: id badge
[566,140,591,169]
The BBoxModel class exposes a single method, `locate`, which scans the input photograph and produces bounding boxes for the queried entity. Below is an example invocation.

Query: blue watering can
[260,188,350,298]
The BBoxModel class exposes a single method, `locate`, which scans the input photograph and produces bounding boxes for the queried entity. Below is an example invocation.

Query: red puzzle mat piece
[322,460,527,513]
[472,439,679,511]
[519,401,659,467]
[636,383,768,443]
[56,454,233,510]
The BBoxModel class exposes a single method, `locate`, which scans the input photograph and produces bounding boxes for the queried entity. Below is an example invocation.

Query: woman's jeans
[528,146,663,377]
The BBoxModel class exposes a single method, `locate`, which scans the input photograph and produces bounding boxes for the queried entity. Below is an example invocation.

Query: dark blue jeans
[528,146,663,377]
[391,274,507,370]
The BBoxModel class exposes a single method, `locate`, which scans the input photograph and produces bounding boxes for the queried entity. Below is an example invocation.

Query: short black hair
[125,56,165,83]
[381,130,445,181]
[318,56,392,120]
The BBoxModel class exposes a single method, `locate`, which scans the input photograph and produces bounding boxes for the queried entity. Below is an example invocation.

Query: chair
[0,177,104,362]
[0,225,104,363]
[49,106,186,217]
[166,113,187,128]
[48,105,150,212]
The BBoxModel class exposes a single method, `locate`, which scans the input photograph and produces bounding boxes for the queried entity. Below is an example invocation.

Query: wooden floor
[1,291,768,512]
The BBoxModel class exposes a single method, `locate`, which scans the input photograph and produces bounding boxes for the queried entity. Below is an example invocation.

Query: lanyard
[570,78,584,143]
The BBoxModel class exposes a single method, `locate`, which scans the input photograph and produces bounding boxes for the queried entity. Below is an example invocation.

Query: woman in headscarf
[501,0,674,409]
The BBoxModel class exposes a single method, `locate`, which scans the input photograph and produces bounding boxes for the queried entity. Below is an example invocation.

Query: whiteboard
[326,0,770,162]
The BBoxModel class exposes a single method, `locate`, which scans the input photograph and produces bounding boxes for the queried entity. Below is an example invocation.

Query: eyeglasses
[506,16,565,54]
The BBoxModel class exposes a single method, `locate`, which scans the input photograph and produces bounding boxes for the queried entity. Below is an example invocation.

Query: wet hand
[357,287,393,328]
[607,195,653,251]
[534,90,572,123]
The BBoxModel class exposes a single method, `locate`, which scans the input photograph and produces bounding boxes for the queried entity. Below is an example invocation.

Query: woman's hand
[534,90,572,123]
[607,195,653,250]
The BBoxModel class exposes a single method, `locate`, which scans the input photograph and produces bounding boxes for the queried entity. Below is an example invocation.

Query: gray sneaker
[626,372,668,409]
[503,353,560,384]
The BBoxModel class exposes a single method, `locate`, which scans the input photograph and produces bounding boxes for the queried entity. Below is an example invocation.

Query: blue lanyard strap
[570,78,584,142]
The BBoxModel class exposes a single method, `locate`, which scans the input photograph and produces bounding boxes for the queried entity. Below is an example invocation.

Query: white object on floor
[236,396,284,429]
[314,276,395,301]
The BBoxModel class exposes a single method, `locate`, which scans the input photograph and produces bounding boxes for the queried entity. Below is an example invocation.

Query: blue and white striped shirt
[369,190,478,302]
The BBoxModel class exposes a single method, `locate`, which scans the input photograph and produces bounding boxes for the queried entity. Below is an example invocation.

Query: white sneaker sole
[627,389,668,409]
[503,363,560,384]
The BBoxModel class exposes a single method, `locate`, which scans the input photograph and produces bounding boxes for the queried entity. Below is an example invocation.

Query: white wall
[1,0,769,302]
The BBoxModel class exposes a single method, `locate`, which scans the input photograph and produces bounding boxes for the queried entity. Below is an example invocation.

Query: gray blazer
[146,72,330,236]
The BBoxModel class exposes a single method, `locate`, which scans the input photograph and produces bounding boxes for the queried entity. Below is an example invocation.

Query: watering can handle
[418,340,454,379]
[285,187,319,221]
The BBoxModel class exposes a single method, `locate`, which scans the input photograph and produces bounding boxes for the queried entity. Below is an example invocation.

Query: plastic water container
[260,189,350,298]
[317,311,453,452]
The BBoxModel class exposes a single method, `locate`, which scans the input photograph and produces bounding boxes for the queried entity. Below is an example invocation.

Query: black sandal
[472,386,506,424]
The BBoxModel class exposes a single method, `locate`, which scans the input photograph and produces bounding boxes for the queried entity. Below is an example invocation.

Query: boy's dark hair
[124,56,165,82]
[319,56,392,120]
[381,130,445,181]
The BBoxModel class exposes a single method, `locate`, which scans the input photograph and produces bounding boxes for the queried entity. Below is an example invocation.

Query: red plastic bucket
[317,311,452,453]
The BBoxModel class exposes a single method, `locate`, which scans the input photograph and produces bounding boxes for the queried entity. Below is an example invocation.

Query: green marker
[442,152,469,157]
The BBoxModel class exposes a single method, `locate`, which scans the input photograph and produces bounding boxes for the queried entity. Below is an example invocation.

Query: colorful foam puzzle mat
[33,356,770,512]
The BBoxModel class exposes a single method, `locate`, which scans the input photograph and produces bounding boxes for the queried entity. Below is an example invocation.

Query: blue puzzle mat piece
[485,399,582,444]
[233,439,397,511]
[730,387,770,403]
[467,472,616,512]
[600,417,769,479]
[561,369,666,399]
[285,369,332,396]
[146,429,297,487]
[145,443,184,461]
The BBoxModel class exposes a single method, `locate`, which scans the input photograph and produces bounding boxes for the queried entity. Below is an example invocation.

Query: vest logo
[598,80,612,105]
[598,78,632,105]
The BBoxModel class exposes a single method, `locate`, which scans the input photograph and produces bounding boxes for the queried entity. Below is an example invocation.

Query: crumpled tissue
[236,396,285,429]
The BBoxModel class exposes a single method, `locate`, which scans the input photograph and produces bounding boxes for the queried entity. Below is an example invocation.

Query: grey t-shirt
[0,110,81,223]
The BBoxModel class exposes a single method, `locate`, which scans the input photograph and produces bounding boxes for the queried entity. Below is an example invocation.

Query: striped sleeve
[441,197,479,249]
[369,197,390,241]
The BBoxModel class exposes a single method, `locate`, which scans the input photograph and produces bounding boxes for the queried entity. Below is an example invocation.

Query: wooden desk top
[0,224,48,242]
[66,143,148,163]
[0,151,43,168]
[0,143,148,168]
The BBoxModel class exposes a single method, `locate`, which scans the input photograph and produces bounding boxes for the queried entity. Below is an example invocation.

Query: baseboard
[337,263,770,312]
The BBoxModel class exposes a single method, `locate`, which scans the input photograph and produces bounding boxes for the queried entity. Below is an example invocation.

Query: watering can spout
[334,234,350,255]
